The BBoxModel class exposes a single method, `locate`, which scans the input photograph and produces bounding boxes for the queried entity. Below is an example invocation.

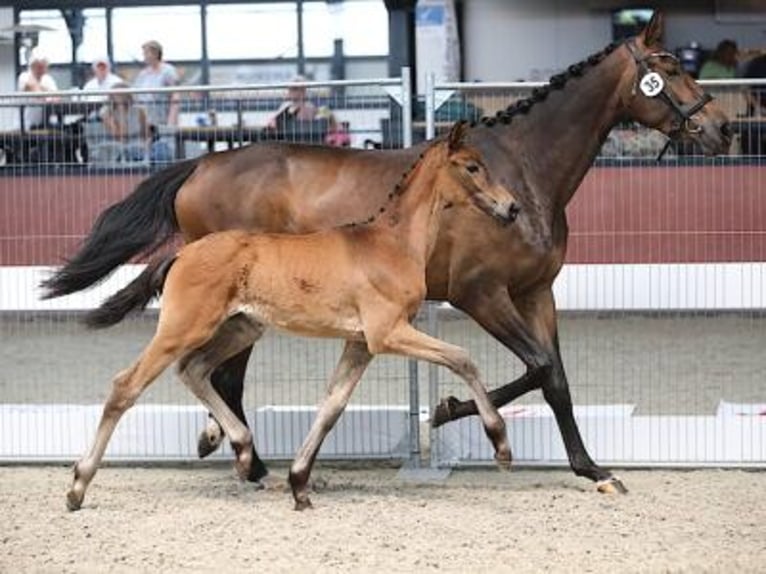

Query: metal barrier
[0,73,416,462]
[425,78,766,468]
[1,74,764,468]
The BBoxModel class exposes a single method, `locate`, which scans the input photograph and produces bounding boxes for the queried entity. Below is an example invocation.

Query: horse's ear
[447,120,468,153]
[640,10,664,47]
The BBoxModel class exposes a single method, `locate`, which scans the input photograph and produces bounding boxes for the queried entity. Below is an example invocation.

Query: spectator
[267,75,317,129]
[82,58,124,98]
[267,75,350,146]
[699,40,739,80]
[741,51,766,155]
[99,83,150,162]
[132,40,179,162]
[16,48,58,130]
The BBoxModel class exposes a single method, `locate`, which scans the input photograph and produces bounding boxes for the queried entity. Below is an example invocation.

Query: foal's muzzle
[494,201,521,226]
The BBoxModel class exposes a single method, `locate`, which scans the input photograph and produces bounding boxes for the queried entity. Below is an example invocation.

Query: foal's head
[618,11,731,155]
[426,121,520,225]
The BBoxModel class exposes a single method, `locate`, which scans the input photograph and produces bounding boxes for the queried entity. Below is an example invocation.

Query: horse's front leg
[438,283,627,493]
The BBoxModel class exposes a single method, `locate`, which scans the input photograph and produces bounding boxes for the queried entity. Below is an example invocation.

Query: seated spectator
[741,52,766,155]
[267,75,318,129]
[82,58,124,100]
[97,83,150,163]
[16,49,58,130]
[268,75,350,146]
[699,40,739,80]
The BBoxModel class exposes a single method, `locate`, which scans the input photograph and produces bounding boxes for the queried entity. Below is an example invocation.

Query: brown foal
[67,122,520,511]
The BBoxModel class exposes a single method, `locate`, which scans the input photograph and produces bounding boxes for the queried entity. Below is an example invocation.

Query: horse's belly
[236,303,364,340]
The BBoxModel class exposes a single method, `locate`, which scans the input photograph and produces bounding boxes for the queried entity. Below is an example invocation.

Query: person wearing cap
[83,58,124,96]
[16,49,58,129]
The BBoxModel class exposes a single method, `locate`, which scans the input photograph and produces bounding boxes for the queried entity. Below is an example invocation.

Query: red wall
[1,164,764,266]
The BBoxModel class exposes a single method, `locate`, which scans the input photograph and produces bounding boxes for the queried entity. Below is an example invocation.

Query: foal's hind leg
[198,346,253,459]
[289,340,373,510]
[374,321,511,466]
[67,337,187,511]
[178,315,266,482]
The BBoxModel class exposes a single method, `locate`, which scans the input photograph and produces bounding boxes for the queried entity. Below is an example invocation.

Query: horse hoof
[197,423,223,459]
[66,489,83,512]
[596,476,628,495]
[431,396,460,428]
[294,497,314,511]
[495,453,512,471]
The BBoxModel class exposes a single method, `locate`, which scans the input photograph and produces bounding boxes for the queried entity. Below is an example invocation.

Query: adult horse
[43,13,730,493]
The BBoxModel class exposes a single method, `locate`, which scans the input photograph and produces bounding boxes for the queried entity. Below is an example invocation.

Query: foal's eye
[465,163,480,174]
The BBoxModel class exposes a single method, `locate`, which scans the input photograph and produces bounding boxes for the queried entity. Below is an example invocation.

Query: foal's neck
[374,149,447,264]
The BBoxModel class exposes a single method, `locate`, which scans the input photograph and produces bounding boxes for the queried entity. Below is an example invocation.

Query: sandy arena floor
[1,464,764,573]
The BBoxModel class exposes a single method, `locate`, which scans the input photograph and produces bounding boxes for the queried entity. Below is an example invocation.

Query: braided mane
[344,138,443,228]
[476,40,623,128]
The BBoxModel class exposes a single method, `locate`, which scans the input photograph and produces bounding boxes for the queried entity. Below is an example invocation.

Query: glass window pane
[303,1,388,57]
[112,6,201,63]
[78,9,108,64]
[206,3,298,60]
[19,10,71,65]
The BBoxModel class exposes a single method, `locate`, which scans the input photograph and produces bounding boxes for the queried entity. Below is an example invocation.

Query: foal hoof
[66,489,83,512]
[431,396,461,428]
[197,422,223,459]
[596,476,628,495]
[294,497,314,511]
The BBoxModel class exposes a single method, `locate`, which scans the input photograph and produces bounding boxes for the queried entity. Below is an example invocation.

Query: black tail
[84,255,177,329]
[40,158,199,299]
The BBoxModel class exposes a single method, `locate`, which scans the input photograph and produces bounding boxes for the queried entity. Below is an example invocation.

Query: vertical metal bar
[401,66,413,149]
[425,72,436,140]
[426,303,440,468]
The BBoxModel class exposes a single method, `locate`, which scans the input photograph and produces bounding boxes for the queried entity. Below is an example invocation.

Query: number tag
[639,72,664,97]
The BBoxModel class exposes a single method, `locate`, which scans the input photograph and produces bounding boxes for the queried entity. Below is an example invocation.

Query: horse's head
[434,121,520,226]
[619,11,732,155]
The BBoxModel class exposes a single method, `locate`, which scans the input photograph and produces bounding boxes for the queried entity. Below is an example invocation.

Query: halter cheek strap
[625,40,713,160]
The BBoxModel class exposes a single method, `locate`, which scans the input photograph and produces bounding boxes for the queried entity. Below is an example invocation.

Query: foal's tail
[39,158,199,299]
[84,255,177,329]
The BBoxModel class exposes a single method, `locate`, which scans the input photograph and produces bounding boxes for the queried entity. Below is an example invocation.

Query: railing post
[400,66,413,149]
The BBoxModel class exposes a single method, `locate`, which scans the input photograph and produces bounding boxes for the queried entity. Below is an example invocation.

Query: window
[112,6,202,62]
[206,3,298,60]
[303,1,388,57]
[18,10,70,65]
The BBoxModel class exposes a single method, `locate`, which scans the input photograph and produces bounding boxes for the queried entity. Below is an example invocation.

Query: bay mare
[66,124,519,510]
[44,13,731,494]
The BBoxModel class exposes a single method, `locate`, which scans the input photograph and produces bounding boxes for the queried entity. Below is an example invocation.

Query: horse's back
[174,142,422,241]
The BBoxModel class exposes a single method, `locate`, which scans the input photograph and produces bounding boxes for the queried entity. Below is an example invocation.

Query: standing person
[16,49,58,130]
[132,40,179,163]
[82,58,124,98]
[699,39,739,80]
[100,83,150,163]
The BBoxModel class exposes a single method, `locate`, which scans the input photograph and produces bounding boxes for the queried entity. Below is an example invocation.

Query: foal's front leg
[376,321,511,467]
[289,340,373,510]
[178,315,267,482]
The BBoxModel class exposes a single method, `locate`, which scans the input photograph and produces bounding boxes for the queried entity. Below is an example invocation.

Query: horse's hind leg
[178,315,266,482]
[374,321,511,467]
[67,336,186,511]
[198,345,253,459]
[289,340,373,510]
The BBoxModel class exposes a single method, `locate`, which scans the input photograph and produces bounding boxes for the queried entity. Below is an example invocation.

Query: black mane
[477,40,623,128]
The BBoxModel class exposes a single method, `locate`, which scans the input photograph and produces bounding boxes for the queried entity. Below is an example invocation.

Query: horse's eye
[465,163,480,174]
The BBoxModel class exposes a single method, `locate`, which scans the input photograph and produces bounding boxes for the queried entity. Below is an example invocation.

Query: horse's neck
[379,156,444,263]
[502,52,628,209]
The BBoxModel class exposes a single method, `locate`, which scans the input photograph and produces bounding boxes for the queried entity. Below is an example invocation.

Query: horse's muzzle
[496,201,521,226]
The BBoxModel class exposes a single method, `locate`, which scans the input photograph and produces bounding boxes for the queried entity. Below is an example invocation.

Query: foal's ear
[640,10,664,48]
[447,120,469,154]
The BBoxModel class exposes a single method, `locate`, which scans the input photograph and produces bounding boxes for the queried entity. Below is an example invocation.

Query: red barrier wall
[1,164,764,266]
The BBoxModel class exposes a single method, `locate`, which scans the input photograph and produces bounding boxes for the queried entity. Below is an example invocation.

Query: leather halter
[625,40,713,160]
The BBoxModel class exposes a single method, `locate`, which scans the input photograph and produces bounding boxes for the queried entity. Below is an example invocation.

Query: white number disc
[639,72,664,97]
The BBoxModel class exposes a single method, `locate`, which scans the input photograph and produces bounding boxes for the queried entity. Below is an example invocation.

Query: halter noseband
[625,40,713,160]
